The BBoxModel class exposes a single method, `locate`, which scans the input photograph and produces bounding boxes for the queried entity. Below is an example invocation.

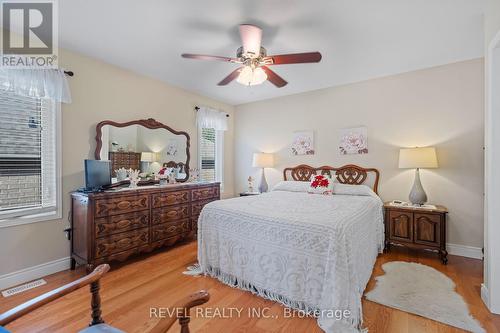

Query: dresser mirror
[95,118,190,183]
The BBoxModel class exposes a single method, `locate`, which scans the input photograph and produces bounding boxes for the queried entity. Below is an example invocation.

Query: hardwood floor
[1,241,499,333]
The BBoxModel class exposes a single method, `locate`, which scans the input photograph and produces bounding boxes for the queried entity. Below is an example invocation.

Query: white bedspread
[198,189,384,332]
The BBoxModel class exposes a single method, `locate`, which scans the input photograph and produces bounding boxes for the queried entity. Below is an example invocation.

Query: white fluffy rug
[365,261,485,333]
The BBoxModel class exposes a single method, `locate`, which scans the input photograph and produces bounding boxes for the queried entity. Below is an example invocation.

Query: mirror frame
[94,118,191,183]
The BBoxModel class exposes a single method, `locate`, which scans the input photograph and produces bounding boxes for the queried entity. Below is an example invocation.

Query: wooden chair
[0,264,210,333]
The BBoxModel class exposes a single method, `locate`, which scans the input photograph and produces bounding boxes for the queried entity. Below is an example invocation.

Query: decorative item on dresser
[70,182,220,272]
[384,202,448,264]
[109,151,141,177]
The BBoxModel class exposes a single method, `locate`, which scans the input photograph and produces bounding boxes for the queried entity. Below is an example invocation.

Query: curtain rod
[195,106,229,117]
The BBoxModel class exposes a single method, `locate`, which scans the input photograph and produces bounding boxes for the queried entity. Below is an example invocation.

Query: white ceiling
[59,0,485,106]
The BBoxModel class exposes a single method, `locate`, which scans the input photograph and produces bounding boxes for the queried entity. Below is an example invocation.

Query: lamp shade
[141,152,155,162]
[252,153,274,168]
[399,147,438,169]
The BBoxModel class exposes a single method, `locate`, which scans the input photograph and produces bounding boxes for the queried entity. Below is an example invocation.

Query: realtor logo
[1,0,58,68]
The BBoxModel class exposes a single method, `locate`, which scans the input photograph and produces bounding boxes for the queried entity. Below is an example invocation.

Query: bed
[197,164,384,332]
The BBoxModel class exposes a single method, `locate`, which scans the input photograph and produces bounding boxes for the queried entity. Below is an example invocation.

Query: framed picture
[166,139,178,156]
[291,131,314,155]
[339,126,368,155]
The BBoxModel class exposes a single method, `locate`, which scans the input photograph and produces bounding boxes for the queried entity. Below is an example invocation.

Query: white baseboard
[481,283,490,309]
[446,243,483,260]
[0,257,70,291]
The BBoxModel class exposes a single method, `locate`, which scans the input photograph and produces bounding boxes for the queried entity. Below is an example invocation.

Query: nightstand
[384,202,448,264]
[240,192,260,197]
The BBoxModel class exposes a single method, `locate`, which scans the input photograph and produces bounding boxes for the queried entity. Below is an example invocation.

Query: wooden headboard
[283,164,380,194]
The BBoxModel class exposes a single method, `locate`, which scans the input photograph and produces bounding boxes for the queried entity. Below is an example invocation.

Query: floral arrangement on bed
[308,174,334,195]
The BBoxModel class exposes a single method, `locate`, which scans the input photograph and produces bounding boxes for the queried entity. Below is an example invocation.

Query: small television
[84,160,111,191]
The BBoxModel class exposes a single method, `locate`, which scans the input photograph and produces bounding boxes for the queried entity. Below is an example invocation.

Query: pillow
[333,183,373,196]
[272,181,310,193]
[308,174,334,195]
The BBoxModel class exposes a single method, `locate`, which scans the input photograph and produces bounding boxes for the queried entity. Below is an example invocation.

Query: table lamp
[399,147,438,205]
[252,153,274,193]
[141,152,155,172]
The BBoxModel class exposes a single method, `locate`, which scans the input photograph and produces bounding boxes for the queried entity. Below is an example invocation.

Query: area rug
[364,261,485,333]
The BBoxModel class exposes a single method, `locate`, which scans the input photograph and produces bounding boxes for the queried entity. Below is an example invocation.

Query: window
[199,127,224,188]
[0,91,60,225]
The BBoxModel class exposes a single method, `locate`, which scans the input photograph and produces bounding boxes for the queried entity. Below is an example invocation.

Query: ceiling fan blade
[181,53,240,63]
[239,24,262,57]
[264,52,322,65]
[218,67,243,86]
[261,66,287,88]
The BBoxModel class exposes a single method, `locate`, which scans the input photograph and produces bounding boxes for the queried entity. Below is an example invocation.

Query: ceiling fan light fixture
[237,66,267,86]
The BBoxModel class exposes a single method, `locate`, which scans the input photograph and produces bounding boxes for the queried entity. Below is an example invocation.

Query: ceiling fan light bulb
[237,66,267,86]
[251,67,267,85]
[237,66,253,85]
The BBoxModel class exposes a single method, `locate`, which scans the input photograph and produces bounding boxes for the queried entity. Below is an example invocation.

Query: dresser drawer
[95,195,149,217]
[152,190,190,208]
[151,219,191,241]
[191,216,199,234]
[95,210,149,238]
[191,199,216,216]
[192,186,219,201]
[95,228,149,258]
[152,205,190,225]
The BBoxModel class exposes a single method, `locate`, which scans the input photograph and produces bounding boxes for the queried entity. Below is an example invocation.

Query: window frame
[0,101,62,228]
[198,126,224,192]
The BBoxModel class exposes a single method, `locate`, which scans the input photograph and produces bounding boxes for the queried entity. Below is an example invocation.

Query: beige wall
[0,49,235,276]
[235,59,484,248]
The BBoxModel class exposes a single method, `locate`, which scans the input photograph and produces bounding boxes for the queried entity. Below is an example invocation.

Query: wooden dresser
[70,182,220,271]
[108,151,141,176]
[384,202,448,264]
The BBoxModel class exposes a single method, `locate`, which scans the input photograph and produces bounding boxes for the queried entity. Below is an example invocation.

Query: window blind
[0,92,57,216]
[199,128,216,182]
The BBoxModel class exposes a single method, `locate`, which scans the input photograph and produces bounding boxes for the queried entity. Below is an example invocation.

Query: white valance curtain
[0,68,72,103]
[196,106,228,131]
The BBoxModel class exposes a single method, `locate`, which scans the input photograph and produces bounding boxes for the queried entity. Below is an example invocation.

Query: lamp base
[409,168,427,205]
[258,168,268,193]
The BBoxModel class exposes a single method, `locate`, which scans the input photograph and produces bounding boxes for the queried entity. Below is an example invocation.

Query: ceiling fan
[181,24,322,88]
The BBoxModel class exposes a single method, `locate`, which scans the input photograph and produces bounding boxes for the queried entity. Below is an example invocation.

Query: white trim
[446,243,483,260]
[0,210,61,229]
[0,102,62,228]
[484,28,500,315]
[0,257,70,291]
[481,283,490,309]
